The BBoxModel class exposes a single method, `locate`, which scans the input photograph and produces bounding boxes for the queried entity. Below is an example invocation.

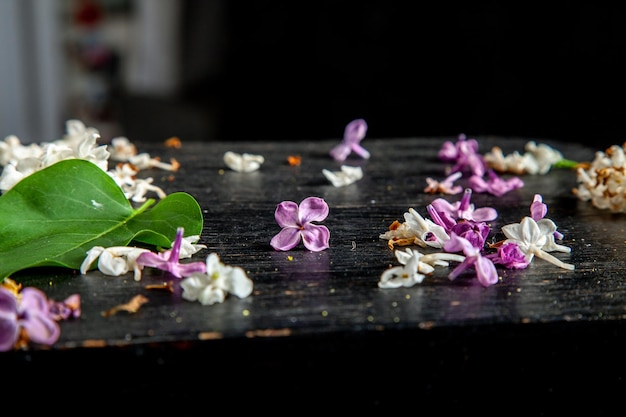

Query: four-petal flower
[270,197,330,252]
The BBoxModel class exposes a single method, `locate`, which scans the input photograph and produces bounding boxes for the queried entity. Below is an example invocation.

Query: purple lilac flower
[438,134,487,177]
[529,194,563,240]
[329,119,370,162]
[136,227,207,278]
[426,203,457,232]
[430,188,498,226]
[444,233,498,287]
[486,242,530,269]
[48,293,81,321]
[468,169,524,196]
[0,287,61,352]
[270,196,330,251]
[450,220,491,249]
[530,194,548,221]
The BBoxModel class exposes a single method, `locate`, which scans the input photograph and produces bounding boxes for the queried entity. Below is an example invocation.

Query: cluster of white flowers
[379,207,449,249]
[0,120,178,202]
[484,141,564,175]
[378,247,464,288]
[574,143,626,213]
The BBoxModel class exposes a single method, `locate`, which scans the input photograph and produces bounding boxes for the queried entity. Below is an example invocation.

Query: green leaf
[0,159,203,280]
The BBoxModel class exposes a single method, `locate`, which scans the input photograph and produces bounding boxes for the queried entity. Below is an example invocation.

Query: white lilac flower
[395,247,465,272]
[223,151,264,173]
[525,141,564,174]
[109,137,138,161]
[177,235,207,259]
[574,144,626,213]
[80,246,151,281]
[378,248,425,288]
[128,153,180,171]
[322,165,363,187]
[501,216,574,270]
[0,135,43,166]
[379,208,450,249]
[484,141,565,175]
[0,162,25,192]
[379,247,464,288]
[180,253,253,305]
[75,132,110,171]
[127,177,168,203]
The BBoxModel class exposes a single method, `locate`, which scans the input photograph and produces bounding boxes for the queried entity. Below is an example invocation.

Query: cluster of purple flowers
[438,133,524,196]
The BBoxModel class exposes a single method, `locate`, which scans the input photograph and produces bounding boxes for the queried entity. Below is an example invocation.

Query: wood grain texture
[5,136,625,413]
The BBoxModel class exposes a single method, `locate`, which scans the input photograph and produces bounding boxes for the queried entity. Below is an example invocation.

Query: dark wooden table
[4,136,624,414]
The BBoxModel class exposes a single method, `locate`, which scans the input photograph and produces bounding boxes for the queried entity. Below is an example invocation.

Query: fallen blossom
[322,165,363,187]
[136,227,207,278]
[444,232,499,287]
[424,171,463,195]
[329,119,370,162]
[223,151,264,173]
[180,253,254,305]
[270,196,330,251]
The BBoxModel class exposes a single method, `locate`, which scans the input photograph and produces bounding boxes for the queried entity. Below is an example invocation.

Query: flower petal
[474,256,499,286]
[301,224,330,251]
[223,267,254,298]
[270,227,302,251]
[298,196,329,224]
[274,201,300,228]
[19,288,60,345]
[180,273,210,302]
[0,289,19,352]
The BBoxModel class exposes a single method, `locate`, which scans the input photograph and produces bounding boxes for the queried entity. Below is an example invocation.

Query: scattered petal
[223,151,264,173]
[322,165,363,187]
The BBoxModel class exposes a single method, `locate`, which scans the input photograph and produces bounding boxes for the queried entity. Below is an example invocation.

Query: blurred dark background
[2,1,626,149]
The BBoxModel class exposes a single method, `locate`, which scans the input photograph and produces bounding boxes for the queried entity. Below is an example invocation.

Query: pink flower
[0,287,61,351]
[444,233,498,287]
[329,119,370,162]
[469,170,524,196]
[438,133,487,177]
[429,188,498,224]
[136,227,207,278]
[486,242,530,270]
[270,197,330,251]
